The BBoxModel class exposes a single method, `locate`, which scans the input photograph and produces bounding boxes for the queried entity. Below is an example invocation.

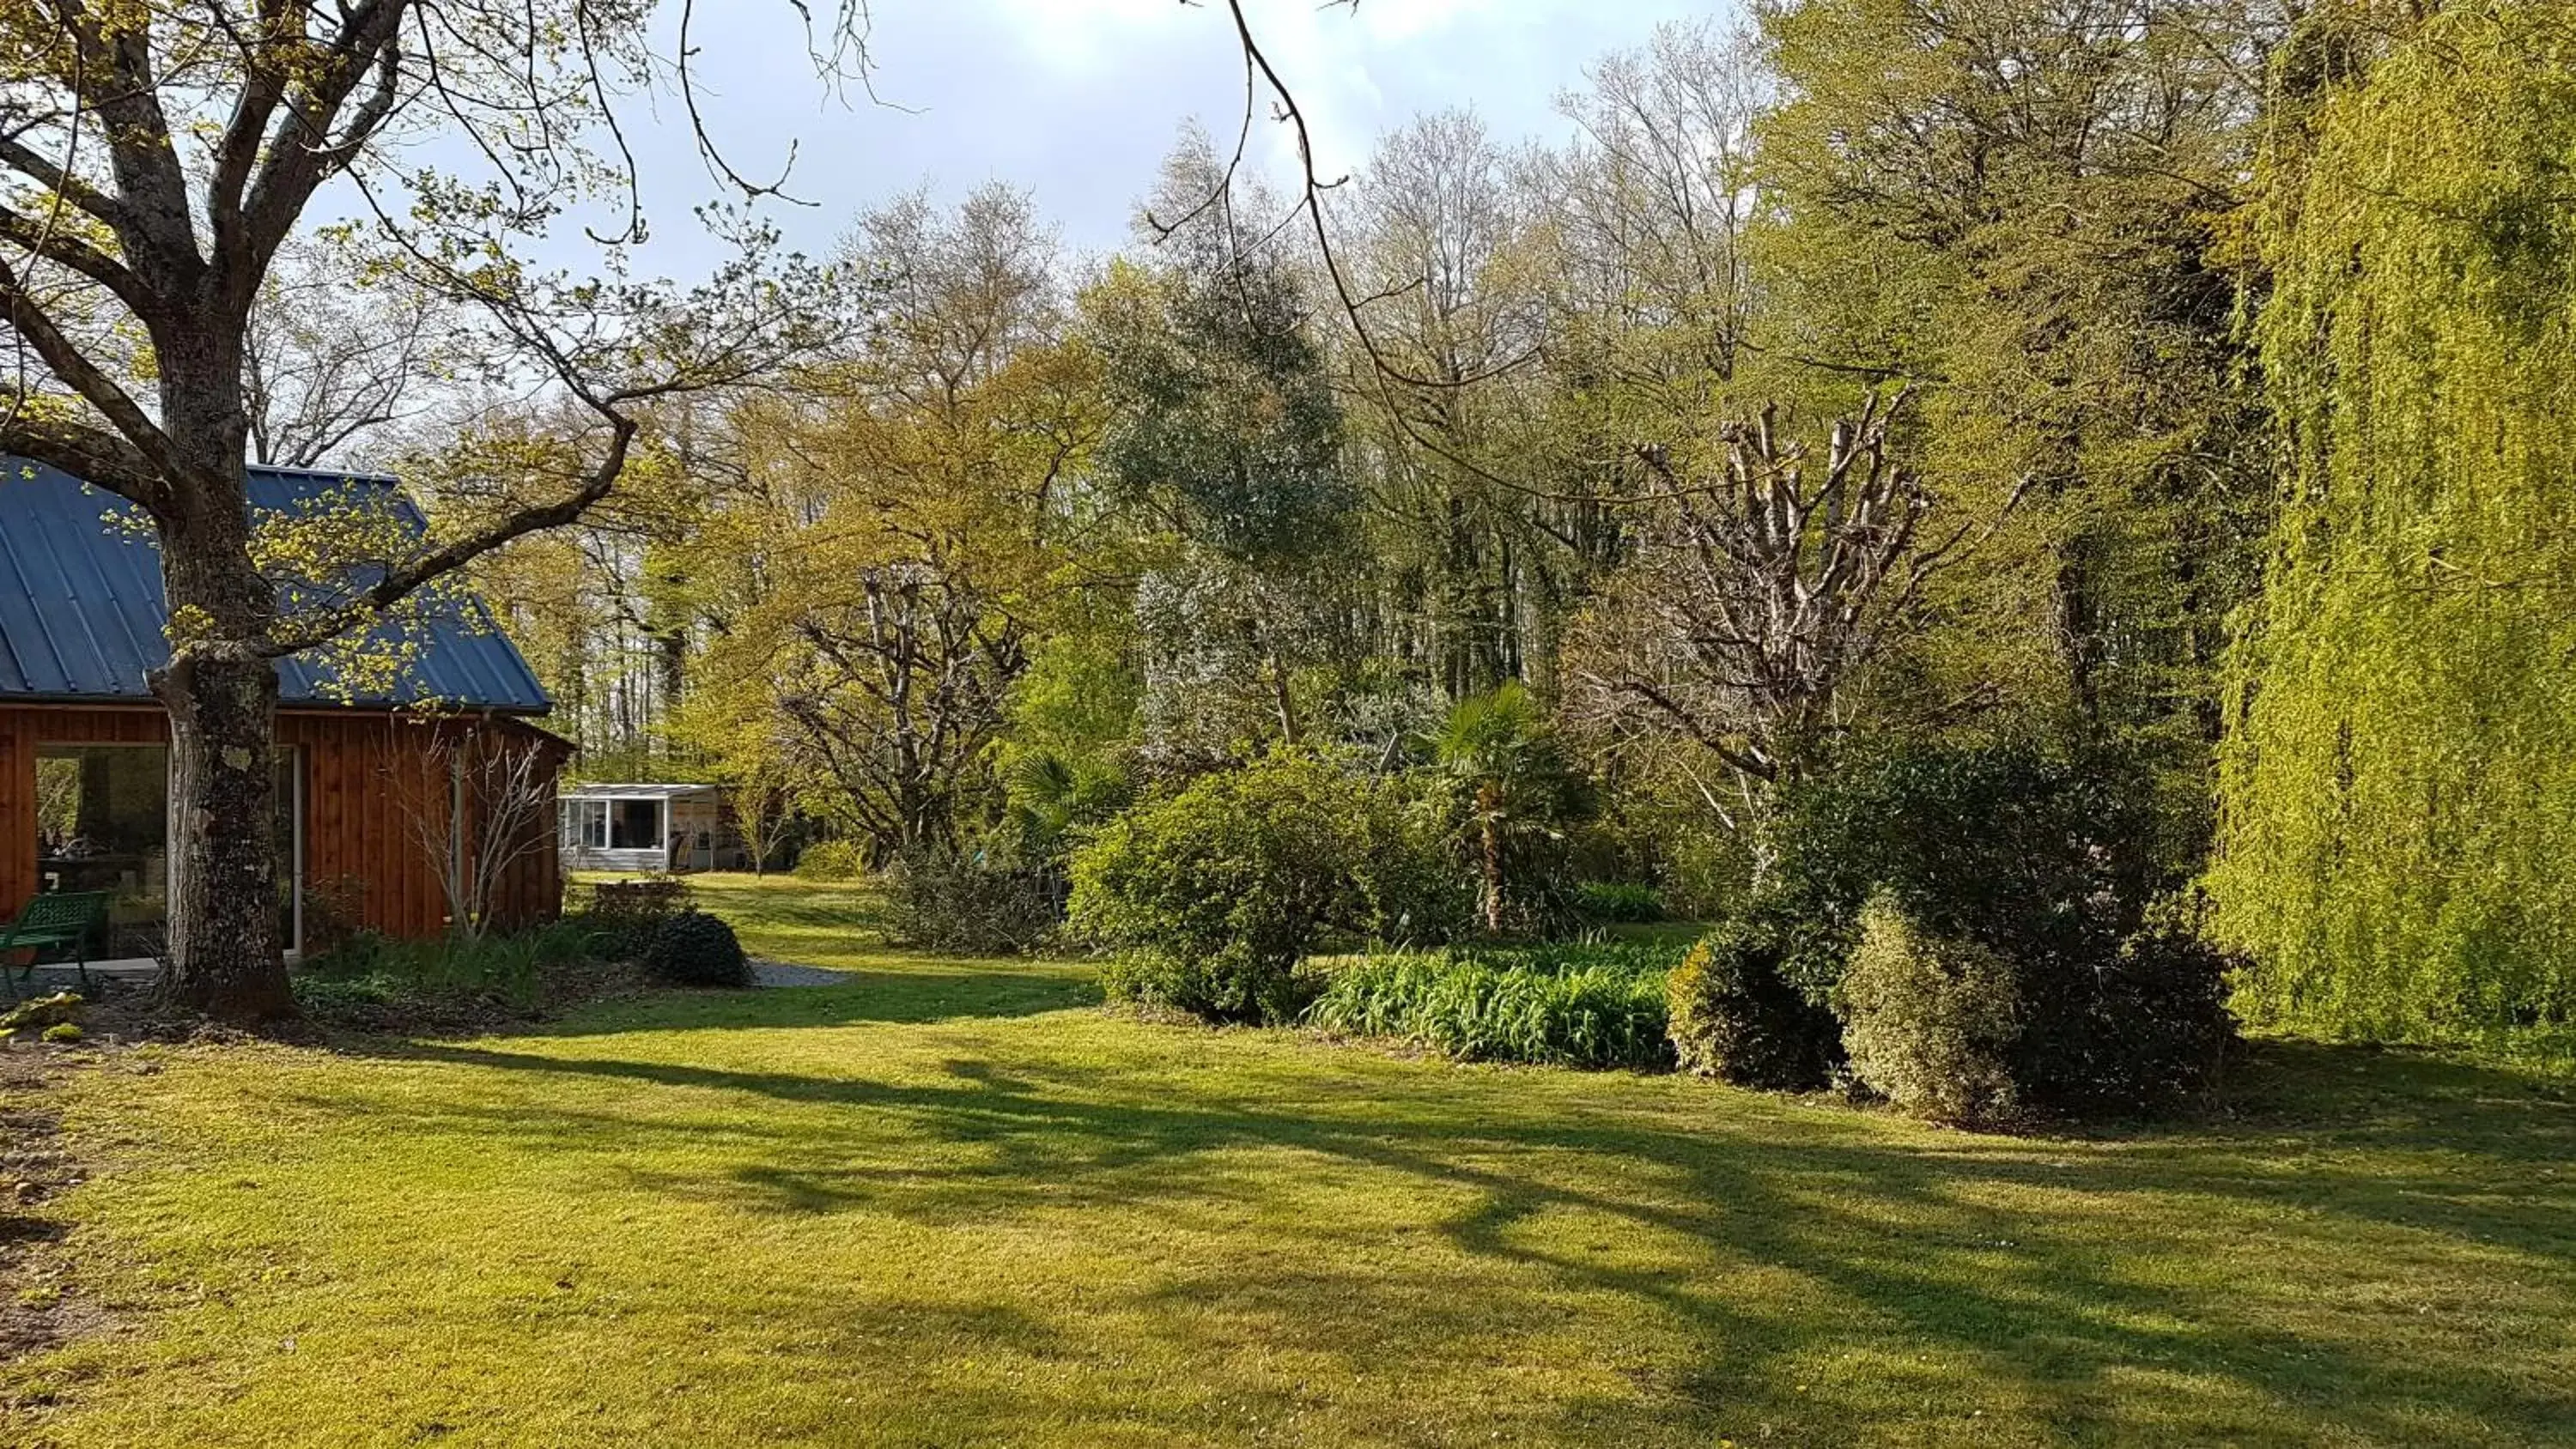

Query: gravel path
[747,958,852,989]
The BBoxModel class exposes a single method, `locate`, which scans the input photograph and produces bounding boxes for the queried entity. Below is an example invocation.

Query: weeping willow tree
[2215,3,2576,1037]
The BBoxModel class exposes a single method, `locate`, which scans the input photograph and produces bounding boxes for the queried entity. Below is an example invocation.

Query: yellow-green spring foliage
[1838,895,2021,1125]
[2216,3,2576,1035]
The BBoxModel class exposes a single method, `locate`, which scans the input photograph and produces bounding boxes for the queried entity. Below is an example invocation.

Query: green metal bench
[2,890,111,998]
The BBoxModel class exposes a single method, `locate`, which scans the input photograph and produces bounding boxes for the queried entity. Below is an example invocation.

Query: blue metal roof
[0,458,552,714]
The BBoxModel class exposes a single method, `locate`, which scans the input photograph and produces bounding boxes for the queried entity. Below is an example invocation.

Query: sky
[595,0,1735,273]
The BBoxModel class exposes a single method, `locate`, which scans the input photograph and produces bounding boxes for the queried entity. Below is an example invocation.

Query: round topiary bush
[642,909,751,988]
[1838,894,2022,1125]
[1665,923,1839,1090]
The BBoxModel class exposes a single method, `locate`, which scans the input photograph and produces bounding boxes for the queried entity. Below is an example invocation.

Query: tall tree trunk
[155,523,291,1020]
[155,343,295,1022]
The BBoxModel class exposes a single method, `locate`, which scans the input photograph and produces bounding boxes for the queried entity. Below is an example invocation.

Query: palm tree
[1434,682,1587,935]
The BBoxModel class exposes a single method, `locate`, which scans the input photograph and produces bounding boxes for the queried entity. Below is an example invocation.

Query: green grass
[7,875,2574,1446]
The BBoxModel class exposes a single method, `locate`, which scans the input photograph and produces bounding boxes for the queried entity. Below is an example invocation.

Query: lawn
[4,875,2573,1446]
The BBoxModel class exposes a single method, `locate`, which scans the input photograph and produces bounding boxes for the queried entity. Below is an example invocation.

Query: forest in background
[368,0,2576,1046]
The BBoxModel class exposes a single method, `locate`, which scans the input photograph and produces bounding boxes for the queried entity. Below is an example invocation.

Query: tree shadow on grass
[488,966,1103,1039]
[321,1033,2576,1446]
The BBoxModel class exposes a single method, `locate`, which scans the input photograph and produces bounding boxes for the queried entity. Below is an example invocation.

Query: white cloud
[538,0,1736,275]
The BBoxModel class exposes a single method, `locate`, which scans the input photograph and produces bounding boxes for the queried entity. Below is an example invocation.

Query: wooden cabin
[0,462,567,958]
[560,783,746,875]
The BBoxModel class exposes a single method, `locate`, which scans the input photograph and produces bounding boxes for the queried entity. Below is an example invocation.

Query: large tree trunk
[154,343,295,1022]
[158,645,289,1018]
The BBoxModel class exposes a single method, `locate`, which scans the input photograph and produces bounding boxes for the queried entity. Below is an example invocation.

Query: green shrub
[1762,741,2178,1003]
[641,910,750,988]
[884,845,1062,956]
[1069,752,1467,1023]
[1838,896,2024,1125]
[793,839,869,882]
[1352,775,1479,948]
[2020,912,2239,1114]
[1575,882,1666,925]
[573,876,695,961]
[293,973,403,1019]
[1758,741,2237,1119]
[1665,924,1839,1090]
[39,1022,83,1044]
[1307,941,1684,1070]
[1099,944,1317,1024]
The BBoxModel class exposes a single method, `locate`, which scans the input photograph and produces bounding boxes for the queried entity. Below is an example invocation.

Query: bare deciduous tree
[245,239,446,470]
[1574,391,2002,796]
[394,721,565,941]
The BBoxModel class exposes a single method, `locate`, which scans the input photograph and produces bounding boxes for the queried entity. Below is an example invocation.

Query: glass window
[32,743,304,958]
[563,800,610,850]
[610,798,662,851]
[35,745,168,958]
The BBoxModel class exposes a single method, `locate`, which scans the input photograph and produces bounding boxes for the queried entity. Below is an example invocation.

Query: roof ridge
[248,464,402,485]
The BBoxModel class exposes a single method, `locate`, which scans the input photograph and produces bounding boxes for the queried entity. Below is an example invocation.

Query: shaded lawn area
[5,878,2573,1446]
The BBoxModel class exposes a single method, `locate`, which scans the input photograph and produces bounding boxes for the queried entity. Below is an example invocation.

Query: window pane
[35,745,168,958]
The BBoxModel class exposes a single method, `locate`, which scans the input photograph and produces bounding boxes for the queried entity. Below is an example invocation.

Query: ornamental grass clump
[1307,942,1681,1070]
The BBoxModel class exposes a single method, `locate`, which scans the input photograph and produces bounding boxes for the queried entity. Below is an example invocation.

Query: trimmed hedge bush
[1306,941,1684,1070]
[1069,753,1469,1023]
[574,876,694,963]
[1763,742,2237,1119]
[1665,924,1840,1090]
[642,910,751,988]
[1838,895,2023,1125]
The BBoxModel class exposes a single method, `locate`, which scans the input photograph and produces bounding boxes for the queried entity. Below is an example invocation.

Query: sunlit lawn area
[5,875,2573,1446]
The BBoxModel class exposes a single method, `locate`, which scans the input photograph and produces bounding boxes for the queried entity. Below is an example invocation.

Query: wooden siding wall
[0,706,563,943]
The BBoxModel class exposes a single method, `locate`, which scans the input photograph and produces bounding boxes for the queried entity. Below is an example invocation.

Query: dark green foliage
[1665,924,1839,1090]
[576,877,697,962]
[1307,941,1684,1070]
[1762,741,2179,1003]
[2021,917,2240,1115]
[1765,742,2235,1117]
[641,910,751,989]
[1575,882,1666,925]
[1068,752,1468,1023]
[1838,896,2025,1125]
[1093,145,1354,568]
[883,845,1062,957]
